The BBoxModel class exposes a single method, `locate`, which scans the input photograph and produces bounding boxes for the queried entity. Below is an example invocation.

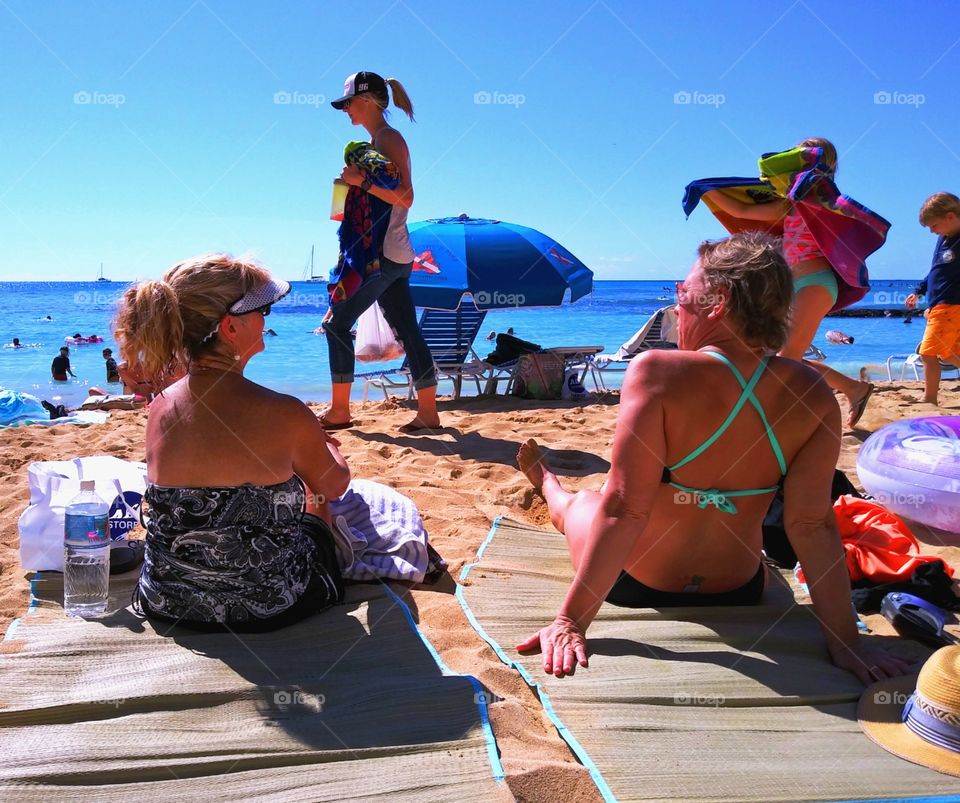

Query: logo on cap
[357,82,369,92]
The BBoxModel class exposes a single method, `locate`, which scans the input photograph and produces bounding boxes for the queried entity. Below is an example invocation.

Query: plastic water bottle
[64,480,110,617]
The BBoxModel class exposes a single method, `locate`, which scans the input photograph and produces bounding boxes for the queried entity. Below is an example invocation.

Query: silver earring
[233,353,240,362]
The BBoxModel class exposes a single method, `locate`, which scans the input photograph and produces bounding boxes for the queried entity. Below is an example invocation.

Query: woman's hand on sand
[829,641,916,685]
[340,165,364,186]
[517,615,588,677]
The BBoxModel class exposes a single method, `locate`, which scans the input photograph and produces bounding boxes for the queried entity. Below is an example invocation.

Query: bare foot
[517,438,551,491]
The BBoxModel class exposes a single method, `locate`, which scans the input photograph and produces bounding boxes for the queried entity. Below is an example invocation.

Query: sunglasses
[231,302,271,317]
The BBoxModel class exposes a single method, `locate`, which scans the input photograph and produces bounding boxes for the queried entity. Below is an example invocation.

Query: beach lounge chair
[885,342,960,381]
[585,306,678,391]
[362,306,489,401]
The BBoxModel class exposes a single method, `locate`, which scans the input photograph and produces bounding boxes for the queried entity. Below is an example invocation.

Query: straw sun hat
[858,646,960,777]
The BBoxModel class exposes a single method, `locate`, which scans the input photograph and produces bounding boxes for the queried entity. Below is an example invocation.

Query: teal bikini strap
[668,353,771,472]
[668,481,781,515]
[706,353,788,475]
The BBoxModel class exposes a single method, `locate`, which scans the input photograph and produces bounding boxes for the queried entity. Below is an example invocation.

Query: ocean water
[0,279,928,408]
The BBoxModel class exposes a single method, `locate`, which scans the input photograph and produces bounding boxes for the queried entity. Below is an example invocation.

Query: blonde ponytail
[385,77,415,122]
[113,253,270,386]
[113,280,186,389]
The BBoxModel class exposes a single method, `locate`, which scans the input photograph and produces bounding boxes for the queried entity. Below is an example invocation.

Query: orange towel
[833,495,953,583]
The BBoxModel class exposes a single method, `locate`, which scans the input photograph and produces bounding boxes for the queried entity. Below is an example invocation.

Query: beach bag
[18,456,148,571]
[355,301,405,363]
[762,469,860,567]
[512,352,565,400]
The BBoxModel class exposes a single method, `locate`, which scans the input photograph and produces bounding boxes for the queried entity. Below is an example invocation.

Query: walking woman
[322,71,439,434]
[704,138,876,428]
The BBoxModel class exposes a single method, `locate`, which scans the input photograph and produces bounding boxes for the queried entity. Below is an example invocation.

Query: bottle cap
[80,480,95,491]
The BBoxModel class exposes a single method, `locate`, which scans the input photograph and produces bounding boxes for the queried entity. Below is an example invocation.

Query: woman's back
[660,350,824,491]
[146,373,303,487]
[621,348,835,590]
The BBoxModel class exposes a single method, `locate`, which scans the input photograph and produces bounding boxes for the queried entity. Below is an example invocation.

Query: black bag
[484,333,541,366]
[762,469,861,567]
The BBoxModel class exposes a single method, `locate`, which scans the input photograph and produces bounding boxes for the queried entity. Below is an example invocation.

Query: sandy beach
[1,381,958,800]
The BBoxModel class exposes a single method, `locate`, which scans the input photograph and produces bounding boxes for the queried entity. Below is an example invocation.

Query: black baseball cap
[331,71,386,109]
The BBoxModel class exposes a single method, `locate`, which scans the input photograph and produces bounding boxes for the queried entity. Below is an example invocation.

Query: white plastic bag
[561,368,588,400]
[355,301,405,363]
[18,456,148,571]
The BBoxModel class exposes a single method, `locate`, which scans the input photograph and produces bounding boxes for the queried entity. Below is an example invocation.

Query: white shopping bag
[355,301,405,363]
[18,455,148,571]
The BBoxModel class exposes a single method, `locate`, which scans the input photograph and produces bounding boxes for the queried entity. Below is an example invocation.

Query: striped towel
[328,479,446,584]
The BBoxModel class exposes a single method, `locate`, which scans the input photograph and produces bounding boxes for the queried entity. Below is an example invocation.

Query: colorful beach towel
[328,141,401,307]
[683,146,891,312]
[682,176,783,235]
[0,389,107,428]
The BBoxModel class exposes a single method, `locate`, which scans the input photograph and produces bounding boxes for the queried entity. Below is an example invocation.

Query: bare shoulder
[623,348,688,384]
[767,356,836,413]
[375,126,407,149]
[622,348,713,397]
[374,127,409,161]
[257,387,314,424]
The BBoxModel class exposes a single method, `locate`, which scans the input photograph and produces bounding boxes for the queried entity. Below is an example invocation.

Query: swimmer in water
[51,346,75,381]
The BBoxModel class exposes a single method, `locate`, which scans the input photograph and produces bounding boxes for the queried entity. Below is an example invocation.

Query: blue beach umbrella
[407,214,593,310]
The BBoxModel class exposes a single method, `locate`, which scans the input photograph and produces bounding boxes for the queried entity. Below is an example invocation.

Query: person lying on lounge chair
[114,253,351,631]
[516,232,912,685]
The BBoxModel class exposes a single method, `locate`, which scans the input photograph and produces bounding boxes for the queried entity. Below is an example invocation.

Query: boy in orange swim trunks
[906,192,960,404]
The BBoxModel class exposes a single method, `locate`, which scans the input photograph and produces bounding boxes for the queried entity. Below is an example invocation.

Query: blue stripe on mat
[831,798,960,802]
[380,581,506,784]
[3,571,44,642]
[455,517,616,803]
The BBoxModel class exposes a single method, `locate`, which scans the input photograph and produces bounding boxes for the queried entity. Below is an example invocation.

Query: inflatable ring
[857,416,960,533]
[64,336,104,345]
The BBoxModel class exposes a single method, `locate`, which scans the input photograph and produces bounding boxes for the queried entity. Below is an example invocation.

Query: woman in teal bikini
[516,232,910,685]
[704,138,874,428]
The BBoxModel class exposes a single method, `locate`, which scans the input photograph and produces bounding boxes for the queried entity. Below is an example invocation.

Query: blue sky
[0,0,957,282]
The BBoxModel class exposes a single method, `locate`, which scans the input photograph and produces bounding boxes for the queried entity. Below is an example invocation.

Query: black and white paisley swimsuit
[136,476,343,632]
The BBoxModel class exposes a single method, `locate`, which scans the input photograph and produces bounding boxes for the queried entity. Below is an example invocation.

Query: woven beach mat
[0,571,508,802]
[459,518,960,803]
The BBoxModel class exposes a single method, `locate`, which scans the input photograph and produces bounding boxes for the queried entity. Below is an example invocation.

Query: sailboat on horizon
[302,246,324,283]
[96,263,110,283]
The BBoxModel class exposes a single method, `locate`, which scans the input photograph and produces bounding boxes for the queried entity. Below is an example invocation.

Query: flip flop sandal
[397,423,439,434]
[881,592,959,648]
[320,419,354,431]
[848,384,875,428]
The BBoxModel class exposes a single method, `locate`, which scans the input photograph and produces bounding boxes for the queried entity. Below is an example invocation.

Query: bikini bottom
[793,268,838,305]
[606,562,766,608]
